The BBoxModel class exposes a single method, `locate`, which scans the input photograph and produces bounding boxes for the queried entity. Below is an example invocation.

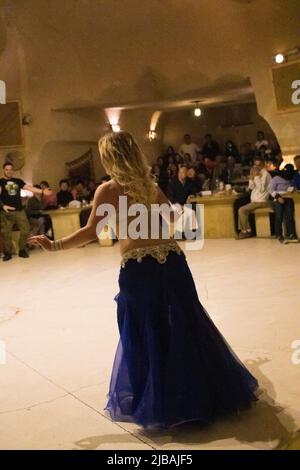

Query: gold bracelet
[56,239,64,250]
[51,239,64,251]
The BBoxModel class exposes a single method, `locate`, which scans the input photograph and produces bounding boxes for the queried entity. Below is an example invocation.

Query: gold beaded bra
[120,240,185,268]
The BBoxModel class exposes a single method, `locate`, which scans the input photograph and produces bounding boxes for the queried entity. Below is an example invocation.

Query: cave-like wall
[1,0,300,185]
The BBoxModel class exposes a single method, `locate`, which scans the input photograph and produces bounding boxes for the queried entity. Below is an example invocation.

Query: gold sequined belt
[120,241,185,268]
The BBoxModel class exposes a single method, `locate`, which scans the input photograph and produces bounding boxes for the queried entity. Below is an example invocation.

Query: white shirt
[248,168,272,202]
[178,143,200,162]
[255,139,269,150]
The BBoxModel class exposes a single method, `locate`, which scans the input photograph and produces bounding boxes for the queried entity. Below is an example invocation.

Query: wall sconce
[273,47,299,64]
[111,123,120,133]
[148,130,157,141]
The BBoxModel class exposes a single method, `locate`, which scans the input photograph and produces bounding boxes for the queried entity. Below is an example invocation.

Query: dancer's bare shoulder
[93,179,121,207]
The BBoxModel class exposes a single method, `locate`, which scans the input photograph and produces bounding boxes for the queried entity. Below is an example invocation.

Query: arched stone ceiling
[1,0,299,109]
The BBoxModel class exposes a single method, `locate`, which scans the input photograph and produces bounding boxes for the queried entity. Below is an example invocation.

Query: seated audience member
[56,179,74,207]
[255,130,269,151]
[40,181,57,208]
[163,168,172,191]
[86,180,97,201]
[167,165,198,205]
[26,185,52,237]
[237,157,272,239]
[255,144,270,160]
[203,156,216,179]
[265,157,281,177]
[220,156,242,184]
[157,156,167,172]
[193,154,207,188]
[199,156,216,190]
[269,164,298,243]
[202,134,220,160]
[233,192,256,236]
[178,134,200,163]
[240,142,255,167]
[195,153,207,173]
[211,155,227,190]
[293,155,300,190]
[156,160,169,191]
[187,167,202,193]
[224,140,240,162]
[183,153,192,165]
[164,146,177,164]
[167,155,176,166]
[167,162,178,177]
[151,164,165,190]
[174,153,184,165]
[71,179,89,202]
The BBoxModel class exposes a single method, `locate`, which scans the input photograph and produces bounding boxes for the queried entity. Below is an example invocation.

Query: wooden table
[43,207,85,240]
[42,206,114,246]
[188,193,238,238]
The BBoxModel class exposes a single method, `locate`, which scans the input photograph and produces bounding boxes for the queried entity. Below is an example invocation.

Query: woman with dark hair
[165,146,176,158]
[28,131,259,430]
[155,156,169,191]
[174,153,184,165]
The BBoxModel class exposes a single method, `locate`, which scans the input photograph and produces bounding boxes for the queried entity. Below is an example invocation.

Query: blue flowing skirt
[105,250,258,429]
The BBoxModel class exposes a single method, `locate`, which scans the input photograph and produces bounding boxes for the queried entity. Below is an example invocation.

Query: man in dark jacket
[167,165,198,205]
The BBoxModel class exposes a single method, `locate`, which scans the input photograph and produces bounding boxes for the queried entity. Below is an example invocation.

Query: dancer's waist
[120,241,185,268]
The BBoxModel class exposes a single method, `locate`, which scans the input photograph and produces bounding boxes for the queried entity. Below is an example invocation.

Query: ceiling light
[194,107,201,117]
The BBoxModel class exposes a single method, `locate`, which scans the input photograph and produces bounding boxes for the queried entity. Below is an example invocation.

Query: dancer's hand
[28,234,53,251]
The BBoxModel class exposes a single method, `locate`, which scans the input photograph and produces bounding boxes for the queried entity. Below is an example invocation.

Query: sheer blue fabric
[105,250,258,429]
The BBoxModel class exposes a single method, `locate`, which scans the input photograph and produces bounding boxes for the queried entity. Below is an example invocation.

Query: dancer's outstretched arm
[28,181,116,251]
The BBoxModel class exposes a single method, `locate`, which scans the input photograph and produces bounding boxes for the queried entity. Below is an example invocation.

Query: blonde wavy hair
[98,131,158,206]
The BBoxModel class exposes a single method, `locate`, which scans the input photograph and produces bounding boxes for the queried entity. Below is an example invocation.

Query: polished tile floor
[0,239,299,450]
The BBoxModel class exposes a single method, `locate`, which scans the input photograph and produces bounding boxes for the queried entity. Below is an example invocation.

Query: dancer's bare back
[94,179,174,256]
